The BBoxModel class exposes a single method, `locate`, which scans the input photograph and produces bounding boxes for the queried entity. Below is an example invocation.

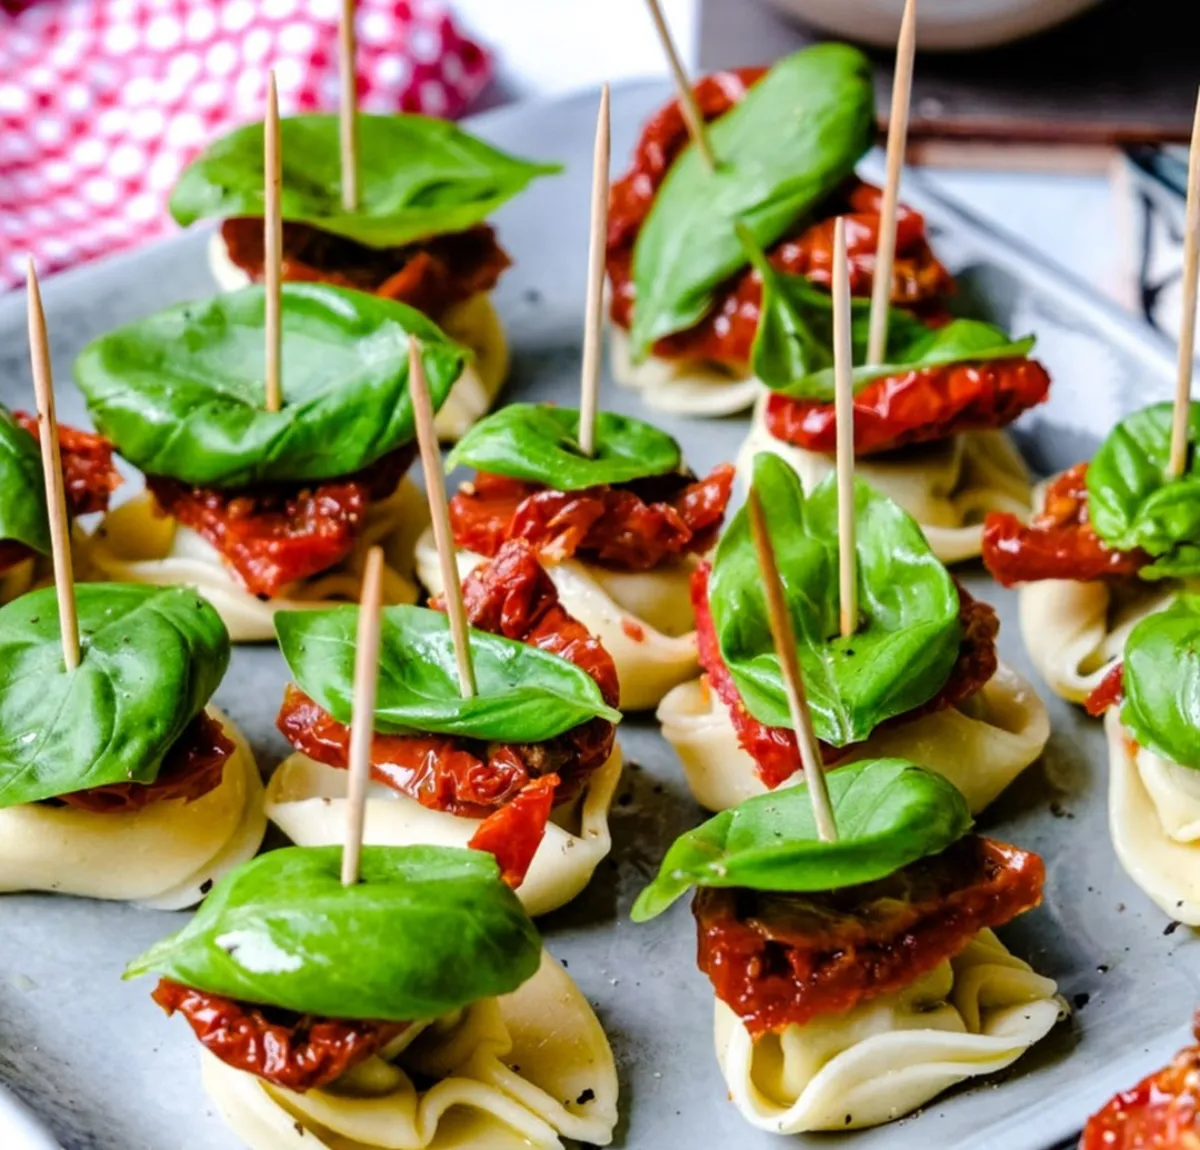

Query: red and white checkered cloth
[0,0,492,289]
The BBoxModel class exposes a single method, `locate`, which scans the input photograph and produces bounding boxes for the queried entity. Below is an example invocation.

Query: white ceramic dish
[758,0,1102,50]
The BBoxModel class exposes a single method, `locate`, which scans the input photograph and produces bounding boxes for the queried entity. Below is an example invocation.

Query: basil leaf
[631,758,972,920]
[75,284,467,488]
[126,845,541,1020]
[171,113,561,249]
[277,605,621,741]
[0,584,230,808]
[446,403,683,489]
[1087,401,1200,579]
[1121,594,1200,769]
[741,227,1033,397]
[0,407,49,556]
[629,44,875,357]
[711,453,960,746]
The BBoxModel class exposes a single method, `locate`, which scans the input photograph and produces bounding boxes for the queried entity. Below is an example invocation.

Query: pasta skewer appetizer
[267,340,624,916]
[172,2,557,440]
[0,264,264,907]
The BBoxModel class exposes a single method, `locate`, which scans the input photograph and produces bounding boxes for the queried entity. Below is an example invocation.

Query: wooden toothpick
[338,0,359,212]
[408,337,477,697]
[25,260,79,672]
[747,490,838,842]
[866,0,917,367]
[833,218,857,638]
[264,70,283,414]
[579,83,610,458]
[643,0,715,171]
[341,545,384,886]
[1169,86,1200,479]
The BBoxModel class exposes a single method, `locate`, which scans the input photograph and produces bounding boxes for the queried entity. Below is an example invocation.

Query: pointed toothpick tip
[866,0,917,368]
[578,82,611,459]
[1168,85,1200,479]
[341,544,385,887]
[643,0,715,171]
[263,69,283,415]
[408,336,477,698]
[25,260,80,672]
[747,489,838,842]
[338,0,359,212]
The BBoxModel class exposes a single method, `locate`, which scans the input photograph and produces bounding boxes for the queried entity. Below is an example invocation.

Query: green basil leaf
[0,407,49,556]
[629,44,875,357]
[171,113,561,249]
[126,844,541,1020]
[0,584,230,808]
[741,227,1033,397]
[711,453,960,746]
[1120,594,1200,769]
[277,604,621,741]
[631,758,972,920]
[75,283,467,487]
[446,403,683,489]
[1087,401,1200,579]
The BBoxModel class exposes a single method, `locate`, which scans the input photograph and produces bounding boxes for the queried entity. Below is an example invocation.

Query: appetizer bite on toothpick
[983,95,1200,702]
[79,76,469,642]
[172,7,557,440]
[421,88,734,710]
[1085,596,1200,923]
[660,232,1047,812]
[1081,1013,1200,1147]
[266,343,623,916]
[633,763,1063,1133]
[636,506,1061,1133]
[612,3,1048,562]
[0,266,264,908]
[983,401,1200,703]
[0,403,119,602]
[126,844,619,1148]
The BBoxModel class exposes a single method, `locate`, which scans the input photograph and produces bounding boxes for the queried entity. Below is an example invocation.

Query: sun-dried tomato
[1081,1015,1200,1149]
[1085,662,1125,717]
[55,711,234,814]
[691,562,997,788]
[605,68,953,368]
[0,415,122,575]
[763,357,1051,457]
[448,465,734,570]
[152,979,406,1093]
[220,220,511,321]
[467,773,558,888]
[982,462,1149,586]
[14,412,122,518]
[694,836,1044,1036]
[277,540,618,818]
[146,445,413,599]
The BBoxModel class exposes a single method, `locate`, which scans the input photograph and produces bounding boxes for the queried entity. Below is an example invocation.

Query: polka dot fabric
[0,0,491,288]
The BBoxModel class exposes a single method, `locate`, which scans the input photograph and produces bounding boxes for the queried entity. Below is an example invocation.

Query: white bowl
[758,0,1103,50]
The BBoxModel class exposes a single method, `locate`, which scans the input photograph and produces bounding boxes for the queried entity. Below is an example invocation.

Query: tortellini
[0,708,265,910]
[1105,710,1200,925]
[658,663,1049,815]
[266,749,622,918]
[416,532,699,711]
[609,327,762,417]
[715,930,1063,1133]
[200,949,619,1150]
[207,234,507,442]
[88,481,428,643]
[1019,578,1180,704]
[738,395,1032,564]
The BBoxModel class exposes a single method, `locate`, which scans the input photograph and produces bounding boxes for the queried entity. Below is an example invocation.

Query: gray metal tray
[0,82,1196,1150]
